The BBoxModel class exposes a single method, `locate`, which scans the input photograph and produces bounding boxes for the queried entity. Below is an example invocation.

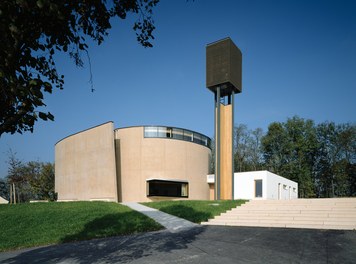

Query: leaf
[38,112,48,121]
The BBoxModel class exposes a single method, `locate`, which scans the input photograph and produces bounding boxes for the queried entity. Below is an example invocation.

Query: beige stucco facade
[55,122,118,201]
[55,123,211,202]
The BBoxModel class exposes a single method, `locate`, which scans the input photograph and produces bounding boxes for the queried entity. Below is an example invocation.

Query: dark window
[255,180,263,198]
[147,180,188,197]
[193,133,202,144]
[183,130,193,141]
[157,127,171,138]
[172,128,184,140]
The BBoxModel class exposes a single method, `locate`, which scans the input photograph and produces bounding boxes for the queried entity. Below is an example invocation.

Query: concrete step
[205,217,356,225]
[247,198,356,203]
[232,207,356,212]
[201,221,355,230]
[224,210,356,216]
[201,198,356,230]
[221,215,355,222]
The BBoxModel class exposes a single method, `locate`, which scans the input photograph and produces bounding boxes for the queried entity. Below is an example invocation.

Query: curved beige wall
[55,122,118,201]
[115,127,211,202]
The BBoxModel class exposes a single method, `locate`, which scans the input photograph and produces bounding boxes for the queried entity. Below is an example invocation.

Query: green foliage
[233,125,264,172]
[0,201,162,252]
[0,0,159,136]
[142,200,247,223]
[260,117,355,198]
[314,122,356,197]
[210,117,355,198]
[0,178,9,200]
[261,117,318,197]
[6,150,55,202]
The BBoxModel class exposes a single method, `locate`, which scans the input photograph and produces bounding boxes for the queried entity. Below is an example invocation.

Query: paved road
[1,226,355,263]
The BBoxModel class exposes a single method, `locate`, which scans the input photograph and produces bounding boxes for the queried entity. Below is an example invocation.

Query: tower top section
[206,37,242,96]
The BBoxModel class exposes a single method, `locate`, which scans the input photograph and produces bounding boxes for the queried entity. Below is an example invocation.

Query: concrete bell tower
[206,37,242,200]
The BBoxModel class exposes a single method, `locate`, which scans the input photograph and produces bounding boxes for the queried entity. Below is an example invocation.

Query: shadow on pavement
[1,226,355,264]
[0,227,205,264]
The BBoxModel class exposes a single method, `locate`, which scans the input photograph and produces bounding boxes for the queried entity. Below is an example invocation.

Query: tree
[0,0,159,136]
[232,125,265,172]
[5,150,56,202]
[248,127,264,171]
[6,149,26,203]
[27,162,55,200]
[262,116,318,198]
[0,178,9,200]
[209,138,215,174]
[261,122,288,174]
[314,122,356,197]
[234,124,250,172]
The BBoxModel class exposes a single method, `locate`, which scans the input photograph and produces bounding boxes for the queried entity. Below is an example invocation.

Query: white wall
[265,171,298,200]
[234,171,267,200]
[233,171,298,200]
[0,196,8,204]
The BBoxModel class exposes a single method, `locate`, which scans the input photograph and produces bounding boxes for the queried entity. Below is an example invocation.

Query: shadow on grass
[60,211,162,243]
[157,205,212,223]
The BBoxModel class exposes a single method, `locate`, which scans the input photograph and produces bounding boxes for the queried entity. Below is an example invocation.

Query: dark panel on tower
[206,38,242,96]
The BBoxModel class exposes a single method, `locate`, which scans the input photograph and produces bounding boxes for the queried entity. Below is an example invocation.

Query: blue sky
[1,0,355,178]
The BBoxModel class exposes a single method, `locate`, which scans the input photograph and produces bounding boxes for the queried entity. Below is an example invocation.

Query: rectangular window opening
[147,180,188,198]
[144,126,158,137]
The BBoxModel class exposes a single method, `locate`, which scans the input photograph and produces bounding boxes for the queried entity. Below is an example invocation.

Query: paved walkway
[1,226,355,263]
[122,202,198,233]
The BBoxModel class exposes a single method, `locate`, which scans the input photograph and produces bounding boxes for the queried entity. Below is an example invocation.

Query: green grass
[0,201,162,252]
[142,200,247,223]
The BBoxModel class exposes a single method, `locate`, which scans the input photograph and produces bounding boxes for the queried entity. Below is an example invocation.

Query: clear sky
[1,0,355,178]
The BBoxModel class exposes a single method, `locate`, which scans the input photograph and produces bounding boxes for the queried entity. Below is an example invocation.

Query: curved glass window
[143,126,211,149]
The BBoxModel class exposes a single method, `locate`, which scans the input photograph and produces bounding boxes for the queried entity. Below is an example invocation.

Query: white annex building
[0,196,8,204]
[208,170,298,200]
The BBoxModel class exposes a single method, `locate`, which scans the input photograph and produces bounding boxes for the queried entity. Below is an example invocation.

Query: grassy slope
[142,200,247,223]
[0,202,162,252]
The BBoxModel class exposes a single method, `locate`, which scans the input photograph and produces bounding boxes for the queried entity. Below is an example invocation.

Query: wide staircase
[201,198,356,230]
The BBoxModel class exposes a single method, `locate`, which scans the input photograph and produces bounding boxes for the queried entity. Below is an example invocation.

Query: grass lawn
[0,201,162,252]
[142,200,247,223]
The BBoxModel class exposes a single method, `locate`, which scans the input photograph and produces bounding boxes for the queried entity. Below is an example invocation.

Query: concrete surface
[203,198,356,230]
[0,226,355,264]
[122,202,198,233]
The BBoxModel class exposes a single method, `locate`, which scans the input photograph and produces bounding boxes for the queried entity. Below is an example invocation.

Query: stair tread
[203,198,356,230]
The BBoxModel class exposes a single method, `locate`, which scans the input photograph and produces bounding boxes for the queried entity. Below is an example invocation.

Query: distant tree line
[0,150,55,203]
[211,116,355,198]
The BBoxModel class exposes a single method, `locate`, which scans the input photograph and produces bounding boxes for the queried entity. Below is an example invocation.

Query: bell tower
[206,37,242,200]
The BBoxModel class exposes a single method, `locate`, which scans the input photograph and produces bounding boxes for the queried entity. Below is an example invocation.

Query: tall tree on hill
[6,150,26,203]
[261,122,288,174]
[5,150,56,202]
[0,0,159,136]
[262,116,318,198]
[26,161,55,200]
[314,122,356,197]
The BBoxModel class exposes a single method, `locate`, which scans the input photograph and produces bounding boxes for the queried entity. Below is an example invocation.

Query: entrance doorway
[255,180,263,198]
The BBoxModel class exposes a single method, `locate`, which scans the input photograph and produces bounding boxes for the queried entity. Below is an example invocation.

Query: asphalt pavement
[1,225,355,264]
